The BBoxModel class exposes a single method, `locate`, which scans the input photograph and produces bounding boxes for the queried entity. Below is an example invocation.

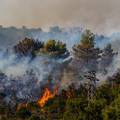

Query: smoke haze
[0,0,120,34]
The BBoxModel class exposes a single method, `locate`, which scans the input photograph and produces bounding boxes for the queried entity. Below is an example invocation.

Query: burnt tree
[14,37,44,56]
[100,43,116,74]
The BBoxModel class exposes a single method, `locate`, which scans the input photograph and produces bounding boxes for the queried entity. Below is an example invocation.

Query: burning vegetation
[0,29,120,120]
[38,87,58,107]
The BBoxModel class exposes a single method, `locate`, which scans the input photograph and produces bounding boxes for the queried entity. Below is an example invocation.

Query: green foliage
[80,29,95,48]
[0,78,120,120]
[103,106,117,120]
[45,39,56,51]
[95,84,115,104]
[34,39,67,57]
[29,115,40,120]
[85,99,106,120]
[63,98,88,120]
[44,39,66,52]
[73,29,101,71]
[15,38,67,57]
[16,107,31,119]
[0,105,7,115]
[102,95,120,120]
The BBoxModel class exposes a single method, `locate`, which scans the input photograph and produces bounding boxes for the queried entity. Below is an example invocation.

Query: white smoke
[97,51,120,82]
[0,50,71,101]
[30,28,120,87]
[31,26,82,50]
[0,27,120,102]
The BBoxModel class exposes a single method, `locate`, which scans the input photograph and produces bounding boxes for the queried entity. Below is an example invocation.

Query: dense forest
[0,75,120,120]
[0,30,120,120]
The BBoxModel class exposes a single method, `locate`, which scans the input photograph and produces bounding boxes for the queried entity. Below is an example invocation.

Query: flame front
[38,87,58,107]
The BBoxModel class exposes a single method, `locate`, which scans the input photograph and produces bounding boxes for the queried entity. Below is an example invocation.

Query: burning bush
[38,87,58,108]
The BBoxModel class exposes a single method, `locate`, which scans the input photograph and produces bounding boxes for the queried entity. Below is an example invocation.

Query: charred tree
[100,43,116,74]
[14,37,44,57]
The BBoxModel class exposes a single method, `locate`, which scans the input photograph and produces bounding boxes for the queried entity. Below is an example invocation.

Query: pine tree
[72,30,101,71]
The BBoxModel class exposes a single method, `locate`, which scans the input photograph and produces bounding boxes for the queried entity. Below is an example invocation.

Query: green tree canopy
[80,29,95,48]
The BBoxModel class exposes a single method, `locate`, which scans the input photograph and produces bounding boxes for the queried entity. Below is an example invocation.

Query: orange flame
[38,87,58,107]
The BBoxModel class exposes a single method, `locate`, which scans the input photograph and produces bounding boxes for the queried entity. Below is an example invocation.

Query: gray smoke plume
[0,26,120,103]
[0,49,71,102]
[0,0,120,34]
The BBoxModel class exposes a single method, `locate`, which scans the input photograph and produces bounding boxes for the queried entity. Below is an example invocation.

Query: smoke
[31,27,120,85]
[31,26,82,50]
[0,53,29,77]
[0,50,71,102]
[0,26,120,103]
[97,50,120,81]
[0,0,120,34]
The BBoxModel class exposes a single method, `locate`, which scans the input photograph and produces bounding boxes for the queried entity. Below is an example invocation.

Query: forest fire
[38,87,58,107]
